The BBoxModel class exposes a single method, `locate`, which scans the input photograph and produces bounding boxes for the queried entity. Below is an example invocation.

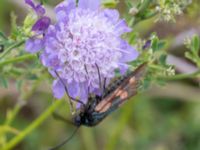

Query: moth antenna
[95,63,103,95]
[55,71,86,108]
[49,127,80,150]
[84,64,90,96]
[54,71,74,112]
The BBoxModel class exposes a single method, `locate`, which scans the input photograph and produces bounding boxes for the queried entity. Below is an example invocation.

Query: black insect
[49,63,147,150]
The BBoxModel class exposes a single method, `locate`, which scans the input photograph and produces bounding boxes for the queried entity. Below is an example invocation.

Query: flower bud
[129,7,139,16]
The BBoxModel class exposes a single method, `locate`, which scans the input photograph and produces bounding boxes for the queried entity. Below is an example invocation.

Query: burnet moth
[49,63,147,150]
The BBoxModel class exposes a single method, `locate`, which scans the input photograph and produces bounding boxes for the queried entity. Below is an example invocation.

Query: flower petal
[52,79,65,99]
[25,0,35,8]
[25,0,45,16]
[32,16,51,32]
[118,63,129,75]
[66,81,88,108]
[119,41,139,62]
[55,0,76,22]
[103,9,119,23]
[35,4,46,16]
[79,82,88,102]
[68,81,79,98]
[25,38,43,53]
[78,0,101,10]
[115,19,132,35]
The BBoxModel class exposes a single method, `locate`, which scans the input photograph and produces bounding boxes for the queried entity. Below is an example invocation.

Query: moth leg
[84,64,90,96]
[55,71,86,113]
[95,63,103,96]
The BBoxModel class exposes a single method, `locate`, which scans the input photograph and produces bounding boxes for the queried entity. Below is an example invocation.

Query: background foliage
[0,0,200,150]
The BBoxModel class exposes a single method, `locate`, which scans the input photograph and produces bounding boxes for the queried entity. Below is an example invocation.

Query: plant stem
[2,100,63,150]
[0,54,36,68]
[162,70,200,80]
[138,0,151,13]
[132,0,157,26]
[0,40,25,60]
[0,31,8,40]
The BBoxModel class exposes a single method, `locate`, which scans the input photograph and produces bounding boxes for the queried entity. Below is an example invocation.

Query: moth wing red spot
[95,77,138,112]
[95,63,146,113]
[95,88,122,112]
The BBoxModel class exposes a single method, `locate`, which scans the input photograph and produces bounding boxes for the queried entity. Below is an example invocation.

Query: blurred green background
[0,0,200,150]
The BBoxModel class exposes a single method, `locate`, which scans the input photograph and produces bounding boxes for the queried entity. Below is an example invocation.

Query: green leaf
[191,35,200,54]
[129,32,138,44]
[159,54,167,66]
[40,0,48,4]
[151,36,166,52]
[0,31,7,40]
[157,41,166,50]
[151,37,159,51]
[27,74,38,80]
[103,0,118,8]
[185,51,198,64]
[23,14,36,30]
[0,75,8,88]
[185,51,193,60]
[125,0,133,9]
[143,76,151,89]
[16,80,23,91]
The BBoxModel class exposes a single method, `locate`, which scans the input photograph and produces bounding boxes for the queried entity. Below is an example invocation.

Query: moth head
[73,112,85,127]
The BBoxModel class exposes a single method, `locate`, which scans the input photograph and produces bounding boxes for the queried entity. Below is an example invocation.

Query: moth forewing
[95,63,147,113]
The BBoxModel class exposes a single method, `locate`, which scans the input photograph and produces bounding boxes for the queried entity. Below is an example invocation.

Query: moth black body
[72,63,146,127]
[72,96,102,127]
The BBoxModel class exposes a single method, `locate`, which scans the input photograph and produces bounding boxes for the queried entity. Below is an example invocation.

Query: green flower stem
[0,40,25,60]
[2,100,63,150]
[5,105,21,126]
[0,54,36,68]
[162,70,200,80]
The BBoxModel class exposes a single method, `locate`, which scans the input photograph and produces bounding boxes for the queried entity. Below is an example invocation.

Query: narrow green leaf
[151,37,159,51]
[191,35,200,54]
[0,31,7,40]
[16,80,23,91]
[103,0,118,8]
[185,51,194,60]
[0,75,8,88]
[125,0,133,9]
[157,41,166,50]
[159,54,167,66]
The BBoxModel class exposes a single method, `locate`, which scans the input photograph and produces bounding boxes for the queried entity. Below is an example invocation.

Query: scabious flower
[25,0,139,105]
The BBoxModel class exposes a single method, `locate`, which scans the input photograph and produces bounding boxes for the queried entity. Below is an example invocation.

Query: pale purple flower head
[25,0,139,105]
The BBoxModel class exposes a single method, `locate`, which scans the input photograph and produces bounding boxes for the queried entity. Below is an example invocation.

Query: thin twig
[2,100,63,150]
